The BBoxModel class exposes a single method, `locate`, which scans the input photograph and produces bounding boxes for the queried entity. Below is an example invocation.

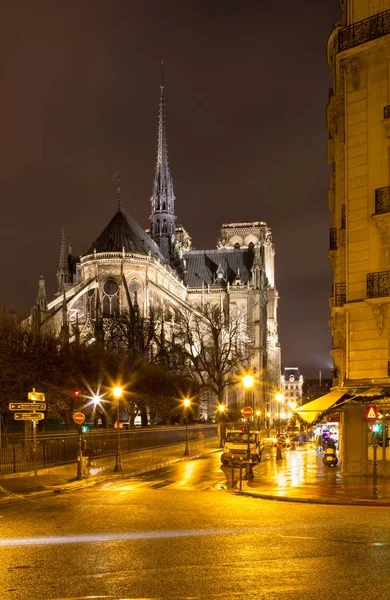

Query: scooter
[323,447,338,467]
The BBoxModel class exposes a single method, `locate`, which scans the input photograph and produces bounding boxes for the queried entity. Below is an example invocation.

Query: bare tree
[172,302,254,407]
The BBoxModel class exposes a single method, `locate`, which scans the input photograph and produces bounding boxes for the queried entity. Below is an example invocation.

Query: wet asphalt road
[1,453,390,600]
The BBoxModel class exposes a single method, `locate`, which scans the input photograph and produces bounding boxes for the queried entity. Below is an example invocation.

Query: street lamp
[218,404,226,448]
[183,398,190,456]
[113,386,123,472]
[275,392,284,460]
[242,375,254,480]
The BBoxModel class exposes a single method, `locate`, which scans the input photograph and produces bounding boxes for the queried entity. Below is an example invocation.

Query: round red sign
[73,412,85,425]
[242,406,253,418]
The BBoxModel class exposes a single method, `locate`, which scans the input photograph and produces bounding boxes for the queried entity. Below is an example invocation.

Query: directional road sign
[14,412,45,421]
[28,392,45,401]
[242,406,253,418]
[9,403,46,411]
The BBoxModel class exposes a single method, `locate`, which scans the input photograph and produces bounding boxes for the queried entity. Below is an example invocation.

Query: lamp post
[183,398,190,456]
[218,404,226,448]
[275,392,283,460]
[113,386,123,472]
[242,374,254,480]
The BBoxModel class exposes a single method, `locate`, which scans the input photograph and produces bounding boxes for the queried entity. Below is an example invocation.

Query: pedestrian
[315,433,324,452]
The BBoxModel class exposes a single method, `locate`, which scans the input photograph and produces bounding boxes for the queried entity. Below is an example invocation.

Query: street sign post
[14,412,44,421]
[242,406,253,419]
[28,391,45,401]
[73,413,86,481]
[9,403,46,411]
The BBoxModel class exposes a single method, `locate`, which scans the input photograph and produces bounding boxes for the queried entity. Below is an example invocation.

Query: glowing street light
[113,386,123,472]
[183,398,191,456]
[242,375,254,389]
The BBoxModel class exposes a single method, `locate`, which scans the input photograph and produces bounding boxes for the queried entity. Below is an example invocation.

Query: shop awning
[294,390,346,424]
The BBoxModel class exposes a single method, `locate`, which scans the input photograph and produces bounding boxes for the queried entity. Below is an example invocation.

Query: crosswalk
[97,476,224,493]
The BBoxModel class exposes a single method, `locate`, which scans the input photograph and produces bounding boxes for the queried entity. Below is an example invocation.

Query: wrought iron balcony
[338,10,390,52]
[341,204,346,230]
[334,283,346,307]
[375,186,390,214]
[384,105,390,120]
[329,228,337,250]
[367,270,390,298]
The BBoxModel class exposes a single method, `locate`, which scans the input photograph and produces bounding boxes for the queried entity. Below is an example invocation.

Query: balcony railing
[329,228,337,250]
[334,283,346,307]
[338,10,390,52]
[341,204,346,229]
[367,270,390,298]
[375,186,390,214]
[384,105,390,119]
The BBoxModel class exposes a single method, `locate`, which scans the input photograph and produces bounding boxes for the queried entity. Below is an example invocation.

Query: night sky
[0,1,341,378]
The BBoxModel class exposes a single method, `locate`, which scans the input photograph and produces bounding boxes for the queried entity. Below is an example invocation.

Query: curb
[228,488,390,507]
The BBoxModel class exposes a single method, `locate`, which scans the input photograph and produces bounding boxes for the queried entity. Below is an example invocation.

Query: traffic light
[71,389,81,397]
[373,422,381,433]
[81,425,88,433]
[241,426,246,433]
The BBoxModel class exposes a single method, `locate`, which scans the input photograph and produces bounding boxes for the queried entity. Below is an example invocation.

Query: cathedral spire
[150,65,177,259]
[56,229,71,293]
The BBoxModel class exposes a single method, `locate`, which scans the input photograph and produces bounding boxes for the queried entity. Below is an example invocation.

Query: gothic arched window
[234,242,240,249]
[155,219,160,234]
[162,219,167,234]
[128,279,143,311]
[102,278,119,317]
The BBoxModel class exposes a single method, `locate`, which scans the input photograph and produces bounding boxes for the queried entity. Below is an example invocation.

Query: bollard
[231,462,235,489]
[239,458,243,492]
[373,434,378,498]
[245,459,254,480]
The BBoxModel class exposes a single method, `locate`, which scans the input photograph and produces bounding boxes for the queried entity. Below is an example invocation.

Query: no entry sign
[242,406,253,418]
[73,412,85,425]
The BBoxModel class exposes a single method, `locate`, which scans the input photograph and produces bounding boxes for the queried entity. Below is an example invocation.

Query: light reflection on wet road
[1,452,390,600]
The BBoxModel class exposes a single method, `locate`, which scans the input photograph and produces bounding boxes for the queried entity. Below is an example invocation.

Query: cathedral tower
[150,69,177,260]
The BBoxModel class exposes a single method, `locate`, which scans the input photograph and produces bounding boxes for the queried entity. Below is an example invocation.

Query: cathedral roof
[184,248,254,287]
[86,208,164,260]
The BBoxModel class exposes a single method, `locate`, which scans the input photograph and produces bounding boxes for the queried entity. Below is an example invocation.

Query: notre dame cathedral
[28,78,281,414]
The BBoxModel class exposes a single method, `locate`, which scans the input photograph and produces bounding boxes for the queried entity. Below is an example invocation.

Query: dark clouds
[0,0,340,377]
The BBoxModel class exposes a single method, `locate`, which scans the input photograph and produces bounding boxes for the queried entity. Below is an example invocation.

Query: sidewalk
[0,438,219,501]
[236,442,390,506]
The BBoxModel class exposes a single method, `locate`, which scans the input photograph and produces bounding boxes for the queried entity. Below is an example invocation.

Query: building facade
[28,79,281,418]
[281,367,303,407]
[327,0,390,474]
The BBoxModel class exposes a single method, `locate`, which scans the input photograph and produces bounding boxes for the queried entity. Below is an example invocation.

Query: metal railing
[338,10,390,52]
[334,283,346,307]
[375,186,390,214]
[367,270,390,298]
[0,425,217,475]
[329,228,337,250]
[341,204,346,230]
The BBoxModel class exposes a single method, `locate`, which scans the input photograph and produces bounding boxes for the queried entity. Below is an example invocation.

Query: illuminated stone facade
[327,1,390,475]
[28,81,281,415]
[328,0,390,386]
